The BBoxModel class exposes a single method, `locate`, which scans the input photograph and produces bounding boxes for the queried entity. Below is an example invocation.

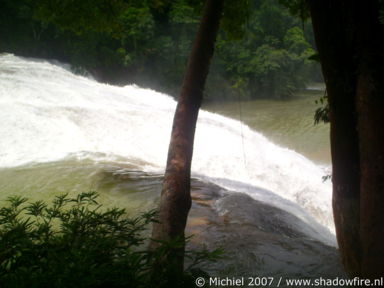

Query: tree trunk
[308,0,361,276]
[354,1,384,279]
[309,0,384,278]
[151,0,224,271]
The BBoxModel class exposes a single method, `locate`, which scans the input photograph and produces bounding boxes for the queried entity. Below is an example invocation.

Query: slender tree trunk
[151,0,224,271]
[354,1,384,279]
[309,0,384,278]
[308,0,361,276]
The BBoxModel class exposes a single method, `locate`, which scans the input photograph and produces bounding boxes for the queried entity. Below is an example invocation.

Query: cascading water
[0,54,344,282]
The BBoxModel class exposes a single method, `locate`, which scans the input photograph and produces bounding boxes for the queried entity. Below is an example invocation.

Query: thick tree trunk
[309,0,384,278]
[151,0,224,270]
[308,1,361,276]
[354,2,384,279]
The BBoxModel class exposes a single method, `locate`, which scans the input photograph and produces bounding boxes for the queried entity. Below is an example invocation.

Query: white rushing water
[0,54,334,240]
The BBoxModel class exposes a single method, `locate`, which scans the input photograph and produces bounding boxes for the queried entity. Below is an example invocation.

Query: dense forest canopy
[0,0,320,100]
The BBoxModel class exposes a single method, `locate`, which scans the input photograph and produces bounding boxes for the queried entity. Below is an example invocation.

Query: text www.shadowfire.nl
[195,276,384,287]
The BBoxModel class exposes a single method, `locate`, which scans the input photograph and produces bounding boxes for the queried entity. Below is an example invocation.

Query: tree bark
[308,0,361,276]
[150,0,224,270]
[309,0,384,278]
[354,1,384,279]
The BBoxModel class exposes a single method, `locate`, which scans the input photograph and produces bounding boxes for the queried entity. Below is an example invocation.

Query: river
[0,54,344,284]
[204,91,330,165]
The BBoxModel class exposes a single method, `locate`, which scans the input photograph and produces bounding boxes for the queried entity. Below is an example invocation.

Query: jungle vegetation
[0,0,320,100]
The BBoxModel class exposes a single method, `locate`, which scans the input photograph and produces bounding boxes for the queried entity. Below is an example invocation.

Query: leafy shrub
[0,192,220,288]
[314,92,329,125]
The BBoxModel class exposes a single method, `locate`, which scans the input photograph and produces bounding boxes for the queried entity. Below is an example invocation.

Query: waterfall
[0,53,334,244]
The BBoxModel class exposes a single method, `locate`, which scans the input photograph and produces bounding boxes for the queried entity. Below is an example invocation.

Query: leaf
[308,53,320,62]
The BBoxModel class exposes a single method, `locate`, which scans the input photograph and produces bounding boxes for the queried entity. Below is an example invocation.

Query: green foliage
[322,174,332,182]
[314,92,330,125]
[214,0,318,99]
[221,0,250,40]
[0,0,320,99]
[120,6,155,45]
[380,0,384,24]
[278,0,310,21]
[0,192,221,288]
[33,0,127,37]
